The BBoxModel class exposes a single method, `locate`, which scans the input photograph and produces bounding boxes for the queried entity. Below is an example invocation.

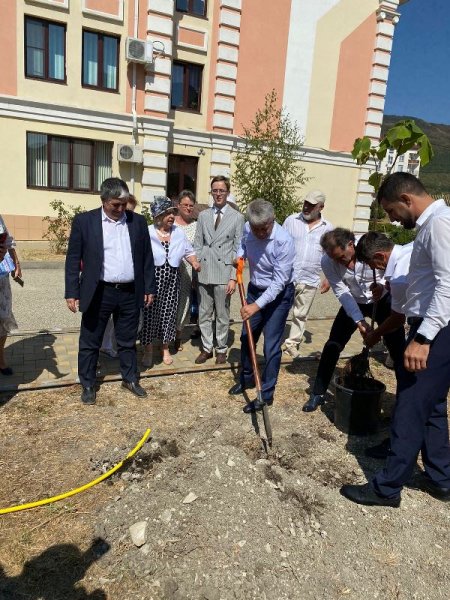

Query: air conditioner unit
[126,37,153,64]
[117,144,143,164]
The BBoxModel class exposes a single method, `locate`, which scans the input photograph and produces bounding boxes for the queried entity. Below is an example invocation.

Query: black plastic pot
[334,376,386,435]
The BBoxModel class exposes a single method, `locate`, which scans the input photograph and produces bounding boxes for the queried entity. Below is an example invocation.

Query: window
[398,155,404,163]
[397,165,404,172]
[167,155,198,200]
[25,17,66,82]
[171,61,203,111]
[82,30,119,91]
[176,0,207,17]
[27,132,112,192]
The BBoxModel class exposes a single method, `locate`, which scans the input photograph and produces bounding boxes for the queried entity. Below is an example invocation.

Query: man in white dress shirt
[282,190,333,358]
[342,173,450,507]
[354,231,413,459]
[65,178,155,404]
[302,228,405,412]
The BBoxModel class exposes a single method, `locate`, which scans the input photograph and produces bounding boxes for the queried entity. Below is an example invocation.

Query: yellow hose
[0,428,151,515]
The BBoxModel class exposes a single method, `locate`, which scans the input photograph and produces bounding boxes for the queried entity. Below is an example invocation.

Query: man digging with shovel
[229,199,295,415]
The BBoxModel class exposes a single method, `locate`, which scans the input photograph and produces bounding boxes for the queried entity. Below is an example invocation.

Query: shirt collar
[385,245,401,279]
[213,203,227,214]
[416,199,446,230]
[102,208,127,224]
[248,221,277,241]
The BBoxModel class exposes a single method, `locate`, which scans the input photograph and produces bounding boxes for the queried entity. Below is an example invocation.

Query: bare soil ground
[0,360,448,600]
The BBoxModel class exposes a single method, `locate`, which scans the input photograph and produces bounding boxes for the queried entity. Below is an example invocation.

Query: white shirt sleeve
[321,255,364,323]
[417,217,450,339]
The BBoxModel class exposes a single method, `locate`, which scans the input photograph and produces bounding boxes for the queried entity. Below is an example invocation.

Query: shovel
[236,257,273,447]
[343,269,378,380]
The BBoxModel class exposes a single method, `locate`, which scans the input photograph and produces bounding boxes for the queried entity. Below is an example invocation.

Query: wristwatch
[413,333,432,345]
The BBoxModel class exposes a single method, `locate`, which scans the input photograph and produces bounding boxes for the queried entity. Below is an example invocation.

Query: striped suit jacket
[194,206,245,285]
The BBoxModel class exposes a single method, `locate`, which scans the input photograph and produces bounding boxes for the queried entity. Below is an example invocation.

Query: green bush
[369,220,416,245]
[232,90,308,224]
[141,204,153,225]
[43,200,83,254]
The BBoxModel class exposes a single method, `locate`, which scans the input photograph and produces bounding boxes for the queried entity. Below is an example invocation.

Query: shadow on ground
[0,333,67,405]
[0,538,109,600]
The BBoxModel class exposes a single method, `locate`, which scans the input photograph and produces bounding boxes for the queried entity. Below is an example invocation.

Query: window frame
[26,132,113,194]
[167,154,199,199]
[24,15,67,84]
[171,60,203,113]
[175,0,207,18]
[82,28,120,93]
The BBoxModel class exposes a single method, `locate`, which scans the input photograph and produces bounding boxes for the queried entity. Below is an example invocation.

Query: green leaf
[351,136,372,164]
[368,172,384,192]
[417,135,434,166]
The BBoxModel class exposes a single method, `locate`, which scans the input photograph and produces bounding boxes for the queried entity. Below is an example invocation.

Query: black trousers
[373,321,450,497]
[78,284,140,387]
[312,294,405,396]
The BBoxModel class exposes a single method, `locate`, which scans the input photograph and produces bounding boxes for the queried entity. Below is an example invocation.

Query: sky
[384,0,450,124]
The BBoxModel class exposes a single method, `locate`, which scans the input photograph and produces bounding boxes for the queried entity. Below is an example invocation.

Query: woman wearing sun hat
[139,197,201,367]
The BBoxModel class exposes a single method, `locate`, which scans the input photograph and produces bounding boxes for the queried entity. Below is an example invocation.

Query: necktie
[215,209,222,230]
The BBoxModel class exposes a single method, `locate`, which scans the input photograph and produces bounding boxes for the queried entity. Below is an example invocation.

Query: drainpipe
[130,0,139,194]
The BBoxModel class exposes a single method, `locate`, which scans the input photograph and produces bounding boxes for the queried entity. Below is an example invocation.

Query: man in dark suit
[65,178,155,404]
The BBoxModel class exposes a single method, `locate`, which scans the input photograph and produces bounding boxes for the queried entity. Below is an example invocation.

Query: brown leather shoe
[215,353,227,365]
[195,350,213,364]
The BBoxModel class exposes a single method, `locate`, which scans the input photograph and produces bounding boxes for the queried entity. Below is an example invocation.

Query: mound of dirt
[0,364,449,600]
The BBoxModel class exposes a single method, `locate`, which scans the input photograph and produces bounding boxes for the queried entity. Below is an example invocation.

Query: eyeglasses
[211,189,228,195]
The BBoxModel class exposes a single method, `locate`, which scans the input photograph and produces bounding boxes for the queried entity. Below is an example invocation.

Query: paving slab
[0,319,370,394]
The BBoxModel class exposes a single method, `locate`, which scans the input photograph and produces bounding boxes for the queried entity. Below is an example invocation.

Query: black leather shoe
[122,381,147,398]
[81,387,96,405]
[229,382,255,395]
[340,483,400,508]
[243,398,273,413]
[302,394,325,412]
[364,438,390,459]
[419,477,450,502]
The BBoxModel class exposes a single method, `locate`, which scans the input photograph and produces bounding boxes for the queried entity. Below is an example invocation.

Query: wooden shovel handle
[235,258,262,391]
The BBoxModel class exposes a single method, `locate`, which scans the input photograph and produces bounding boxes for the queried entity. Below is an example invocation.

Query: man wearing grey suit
[194,176,245,364]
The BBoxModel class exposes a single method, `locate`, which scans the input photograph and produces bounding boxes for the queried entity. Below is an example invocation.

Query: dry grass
[20,248,65,262]
[0,362,448,600]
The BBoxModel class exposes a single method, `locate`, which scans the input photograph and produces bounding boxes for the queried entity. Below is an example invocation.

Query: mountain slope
[383,115,450,195]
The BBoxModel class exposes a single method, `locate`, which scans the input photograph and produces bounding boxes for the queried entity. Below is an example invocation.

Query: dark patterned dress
[140,241,180,345]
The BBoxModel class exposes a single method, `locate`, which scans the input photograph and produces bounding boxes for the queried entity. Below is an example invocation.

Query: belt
[101,281,135,291]
[407,316,423,326]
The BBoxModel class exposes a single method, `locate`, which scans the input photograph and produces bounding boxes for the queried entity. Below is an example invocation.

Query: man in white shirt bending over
[282,190,333,359]
[302,227,405,413]
[354,231,413,460]
[342,172,450,507]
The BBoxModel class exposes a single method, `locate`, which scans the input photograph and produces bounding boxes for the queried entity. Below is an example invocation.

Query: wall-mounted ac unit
[117,144,143,164]
[126,37,153,64]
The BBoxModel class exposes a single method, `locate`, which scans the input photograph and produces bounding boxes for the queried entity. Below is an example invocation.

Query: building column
[142,0,175,203]
[210,0,242,179]
[353,1,400,233]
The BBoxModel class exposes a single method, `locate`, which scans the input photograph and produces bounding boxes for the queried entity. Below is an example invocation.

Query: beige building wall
[0,0,405,240]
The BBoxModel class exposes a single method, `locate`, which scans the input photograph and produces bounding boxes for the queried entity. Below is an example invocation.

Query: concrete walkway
[0,319,366,394]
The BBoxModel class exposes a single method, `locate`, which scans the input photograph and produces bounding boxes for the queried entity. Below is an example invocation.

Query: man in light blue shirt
[229,199,295,412]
